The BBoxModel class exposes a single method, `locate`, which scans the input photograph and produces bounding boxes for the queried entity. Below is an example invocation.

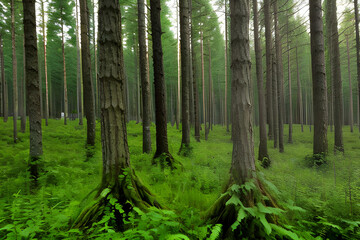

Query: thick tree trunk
[138,0,152,153]
[11,0,18,143]
[150,0,175,166]
[346,36,354,133]
[176,1,180,130]
[0,34,7,122]
[326,0,343,152]
[179,0,191,153]
[41,0,49,126]
[225,0,229,132]
[20,39,26,133]
[309,0,328,156]
[273,0,284,153]
[80,0,96,146]
[296,47,303,132]
[287,20,293,144]
[92,0,99,119]
[264,0,273,140]
[61,22,68,125]
[23,0,43,184]
[355,0,360,132]
[272,52,278,148]
[76,0,83,126]
[253,0,269,165]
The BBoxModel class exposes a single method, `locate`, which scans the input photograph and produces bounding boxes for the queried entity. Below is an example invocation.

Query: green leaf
[237,208,247,223]
[270,224,299,240]
[100,188,111,198]
[0,224,14,231]
[230,184,241,193]
[166,233,190,240]
[259,214,271,235]
[226,195,241,206]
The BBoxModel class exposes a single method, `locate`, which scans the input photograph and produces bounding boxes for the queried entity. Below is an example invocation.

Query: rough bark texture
[93,0,99,119]
[273,0,284,153]
[253,0,269,165]
[20,40,26,133]
[179,0,191,153]
[11,0,18,143]
[355,0,360,132]
[326,0,343,152]
[76,0,83,126]
[225,0,229,132]
[176,2,180,130]
[272,52,278,149]
[346,36,354,133]
[138,0,152,153]
[80,0,96,146]
[1,34,8,122]
[201,31,206,135]
[23,0,43,180]
[264,0,273,140]
[150,0,174,165]
[296,47,303,132]
[41,0,49,126]
[309,0,328,156]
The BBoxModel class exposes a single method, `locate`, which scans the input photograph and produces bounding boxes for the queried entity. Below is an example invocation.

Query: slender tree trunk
[179,0,191,152]
[189,0,194,127]
[41,0,49,126]
[11,0,18,143]
[273,0,284,153]
[176,0,180,130]
[355,0,360,132]
[296,47,303,132]
[20,38,26,133]
[287,20,293,144]
[0,34,7,122]
[80,0,96,146]
[326,0,343,152]
[23,0,43,185]
[310,0,328,155]
[61,21,68,125]
[201,31,206,133]
[346,36,354,133]
[92,0,99,119]
[253,0,269,163]
[138,0,152,153]
[272,52,278,148]
[225,0,229,132]
[264,0,273,140]
[208,45,212,133]
[150,0,174,164]
[76,0,83,126]
[133,38,141,124]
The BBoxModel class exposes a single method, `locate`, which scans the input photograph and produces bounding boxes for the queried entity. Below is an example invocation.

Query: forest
[1,0,360,239]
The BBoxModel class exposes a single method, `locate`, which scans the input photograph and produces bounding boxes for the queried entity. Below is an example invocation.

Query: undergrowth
[0,118,359,239]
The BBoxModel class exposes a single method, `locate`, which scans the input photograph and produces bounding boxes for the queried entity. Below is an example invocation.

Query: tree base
[178,143,192,157]
[258,154,271,168]
[72,169,161,231]
[152,152,182,170]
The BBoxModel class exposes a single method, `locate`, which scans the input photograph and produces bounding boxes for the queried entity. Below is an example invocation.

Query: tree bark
[11,0,18,143]
[138,0,152,153]
[225,0,229,132]
[287,20,293,144]
[264,0,273,140]
[346,36,354,133]
[253,0,269,164]
[23,0,43,184]
[61,21,68,125]
[41,0,49,126]
[201,31,206,134]
[20,38,26,133]
[92,0,99,119]
[176,0,180,130]
[179,0,191,152]
[355,0,360,132]
[296,47,303,132]
[272,52,278,149]
[273,0,284,153]
[76,0,83,126]
[310,0,328,155]
[326,0,343,152]
[0,34,7,122]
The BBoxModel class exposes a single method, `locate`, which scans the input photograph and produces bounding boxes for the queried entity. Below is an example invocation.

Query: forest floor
[0,118,360,239]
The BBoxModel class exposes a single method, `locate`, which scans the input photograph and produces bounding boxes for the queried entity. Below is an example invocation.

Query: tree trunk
[76,0,83,126]
[92,0,99,119]
[0,34,7,122]
[134,38,141,124]
[326,0,343,152]
[201,31,206,134]
[208,44,212,133]
[23,0,43,185]
[253,0,269,165]
[264,0,273,140]
[224,0,229,132]
[150,0,175,166]
[41,0,49,126]
[355,0,360,132]
[296,47,303,132]
[273,0,284,153]
[11,0,18,143]
[138,0,152,153]
[309,0,328,156]
[346,36,354,133]
[272,52,278,148]
[80,0,96,146]
[176,0,180,130]
[179,0,191,153]
[61,21,68,125]
[287,20,293,144]
[20,38,26,133]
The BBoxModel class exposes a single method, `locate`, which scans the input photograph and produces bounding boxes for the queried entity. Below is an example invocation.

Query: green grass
[0,118,360,239]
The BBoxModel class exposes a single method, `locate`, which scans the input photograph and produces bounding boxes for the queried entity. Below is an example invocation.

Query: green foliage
[304,153,327,167]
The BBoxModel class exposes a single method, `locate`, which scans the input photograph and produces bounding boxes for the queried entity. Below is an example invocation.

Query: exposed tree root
[72,169,161,231]
[152,152,183,170]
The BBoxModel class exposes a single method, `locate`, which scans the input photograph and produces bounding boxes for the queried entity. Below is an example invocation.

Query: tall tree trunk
[272,52,278,148]
[92,0,99,119]
[189,0,194,127]
[179,0,191,152]
[150,0,174,165]
[0,34,7,122]
[23,0,43,185]
[355,0,360,132]
[346,36,354,133]
[326,0,343,152]
[20,38,26,133]
[190,0,200,142]
[133,38,141,124]
[253,0,269,164]
[176,0,180,130]
[80,0,96,146]
[201,31,206,133]
[61,21,68,125]
[208,45,212,133]
[264,0,273,140]
[224,0,229,132]
[309,0,328,156]
[41,0,49,126]
[138,0,152,153]
[287,20,293,144]
[273,0,284,153]
[76,0,83,125]
[11,0,18,143]
[296,47,303,132]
